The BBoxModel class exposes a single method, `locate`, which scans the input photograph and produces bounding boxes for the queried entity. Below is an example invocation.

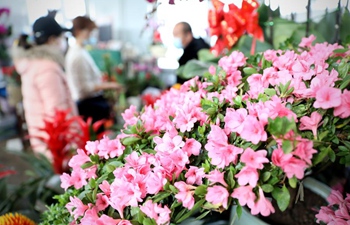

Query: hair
[179,22,192,35]
[72,16,97,37]
[17,34,33,49]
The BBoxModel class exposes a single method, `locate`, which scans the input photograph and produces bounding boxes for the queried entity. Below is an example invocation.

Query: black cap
[33,16,69,41]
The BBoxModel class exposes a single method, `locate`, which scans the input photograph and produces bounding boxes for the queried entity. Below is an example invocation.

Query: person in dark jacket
[173,22,210,84]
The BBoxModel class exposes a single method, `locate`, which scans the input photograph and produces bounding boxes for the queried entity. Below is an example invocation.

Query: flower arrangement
[42,36,350,225]
[316,190,350,225]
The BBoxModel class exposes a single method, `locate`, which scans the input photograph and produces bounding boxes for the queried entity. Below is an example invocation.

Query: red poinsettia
[209,0,264,56]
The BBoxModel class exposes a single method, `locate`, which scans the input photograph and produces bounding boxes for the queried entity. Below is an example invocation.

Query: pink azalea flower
[334,89,350,118]
[98,136,125,159]
[70,167,88,189]
[205,185,230,209]
[247,74,265,98]
[299,111,322,137]
[174,181,196,209]
[66,196,88,220]
[218,51,246,75]
[154,204,171,225]
[316,206,335,224]
[182,138,201,156]
[121,105,138,128]
[220,85,238,103]
[205,125,243,168]
[206,170,228,187]
[283,157,307,179]
[146,169,167,194]
[314,86,342,109]
[231,185,256,208]
[154,133,185,153]
[117,220,133,225]
[98,215,122,225]
[293,139,317,165]
[224,108,247,134]
[327,190,344,205]
[271,148,293,168]
[60,173,72,190]
[68,149,90,170]
[140,200,171,225]
[250,188,275,216]
[96,193,109,211]
[235,167,259,187]
[185,166,205,185]
[240,116,267,144]
[208,65,216,75]
[299,34,316,48]
[240,148,269,169]
[80,207,99,224]
[99,180,111,196]
[85,140,99,155]
[140,200,159,221]
[334,203,350,220]
[173,104,198,132]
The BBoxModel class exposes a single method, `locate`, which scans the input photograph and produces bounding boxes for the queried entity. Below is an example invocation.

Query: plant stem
[306,0,311,37]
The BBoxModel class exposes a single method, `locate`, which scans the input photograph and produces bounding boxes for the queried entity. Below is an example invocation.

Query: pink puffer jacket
[12,45,77,159]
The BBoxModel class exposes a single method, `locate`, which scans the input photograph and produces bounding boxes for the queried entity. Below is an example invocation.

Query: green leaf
[143,218,156,225]
[232,35,273,56]
[272,185,290,212]
[152,192,171,203]
[288,176,298,188]
[262,171,271,182]
[194,185,207,197]
[196,210,211,220]
[81,161,94,169]
[328,149,336,162]
[198,49,219,62]
[261,184,274,193]
[243,67,258,75]
[226,167,236,188]
[264,88,276,97]
[236,204,243,218]
[282,140,294,154]
[312,146,330,165]
[179,59,216,79]
[175,199,206,223]
[122,136,141,146]
[267,117,296,136]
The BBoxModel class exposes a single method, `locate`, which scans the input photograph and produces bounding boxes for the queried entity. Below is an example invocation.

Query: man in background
[173,22,210,84]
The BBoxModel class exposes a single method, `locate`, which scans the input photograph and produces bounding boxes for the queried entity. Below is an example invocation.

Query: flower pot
[230,177,331,225]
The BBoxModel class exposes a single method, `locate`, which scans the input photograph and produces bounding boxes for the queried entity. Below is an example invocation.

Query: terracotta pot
[230,177,331,225]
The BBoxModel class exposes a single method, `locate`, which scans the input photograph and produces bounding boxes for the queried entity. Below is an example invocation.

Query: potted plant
[40,35,349,225]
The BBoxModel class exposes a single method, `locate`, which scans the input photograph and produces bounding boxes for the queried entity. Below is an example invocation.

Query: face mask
[173,37,183,49]
[83,37,98,46]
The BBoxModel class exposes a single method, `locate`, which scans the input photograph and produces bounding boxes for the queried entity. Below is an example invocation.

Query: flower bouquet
[41,36,350,225]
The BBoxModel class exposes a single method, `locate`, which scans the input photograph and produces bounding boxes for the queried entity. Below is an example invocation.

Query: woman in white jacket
[65,16,122,123]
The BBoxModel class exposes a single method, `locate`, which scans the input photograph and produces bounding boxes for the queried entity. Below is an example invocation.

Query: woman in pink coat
[12,16,77,159]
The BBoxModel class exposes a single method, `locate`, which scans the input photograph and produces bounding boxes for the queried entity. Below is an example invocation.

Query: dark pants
[77,95,110,123]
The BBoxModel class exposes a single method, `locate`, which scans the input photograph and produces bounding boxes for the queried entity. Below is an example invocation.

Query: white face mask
[173,37,183,49]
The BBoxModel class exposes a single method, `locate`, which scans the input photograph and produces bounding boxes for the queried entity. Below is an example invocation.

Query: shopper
[12,16,77,158]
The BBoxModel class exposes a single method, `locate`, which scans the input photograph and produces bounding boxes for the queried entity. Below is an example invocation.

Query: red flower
[209,0,264,56]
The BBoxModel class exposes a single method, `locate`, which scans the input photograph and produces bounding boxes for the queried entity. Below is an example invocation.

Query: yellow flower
[172,83,182,90]
[0,213,36,225]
